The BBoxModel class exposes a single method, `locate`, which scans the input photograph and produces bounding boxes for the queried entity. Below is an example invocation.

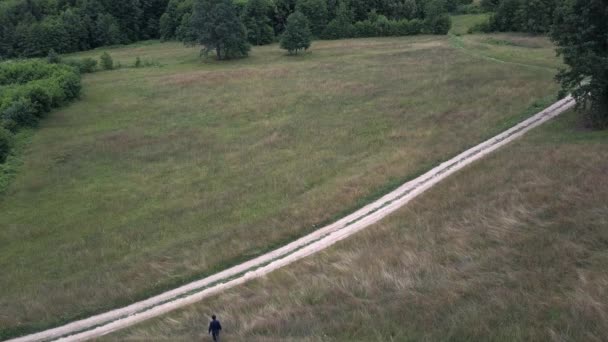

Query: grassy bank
[0,35,561,337]
[109,110,608,341]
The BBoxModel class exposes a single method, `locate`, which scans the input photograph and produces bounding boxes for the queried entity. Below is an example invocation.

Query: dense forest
[0,0,470,58]
[479,0,559,34]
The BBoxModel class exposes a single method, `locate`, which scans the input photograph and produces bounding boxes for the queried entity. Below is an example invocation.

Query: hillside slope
[108,110,608,341]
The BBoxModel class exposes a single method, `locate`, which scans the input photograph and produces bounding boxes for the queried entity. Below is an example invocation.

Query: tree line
[477,0,558,34]
[0,0,466,59]
[0,0,170,58]
[164,0,462,44]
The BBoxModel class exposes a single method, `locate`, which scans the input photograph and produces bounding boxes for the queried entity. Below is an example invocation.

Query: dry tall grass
[109,111,608,341]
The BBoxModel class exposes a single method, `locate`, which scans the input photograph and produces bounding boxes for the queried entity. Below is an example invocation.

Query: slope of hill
[108,109,608,341]
[0,34,562,338]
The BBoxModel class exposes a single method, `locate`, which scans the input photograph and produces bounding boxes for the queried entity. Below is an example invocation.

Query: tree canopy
[551,0,608,128]
[280,11,311,54]
[189,0,250,60]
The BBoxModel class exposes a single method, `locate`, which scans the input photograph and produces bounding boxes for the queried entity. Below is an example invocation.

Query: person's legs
[212,332,220,342]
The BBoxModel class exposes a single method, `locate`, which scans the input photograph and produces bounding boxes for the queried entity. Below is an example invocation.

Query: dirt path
[6,96,575,342]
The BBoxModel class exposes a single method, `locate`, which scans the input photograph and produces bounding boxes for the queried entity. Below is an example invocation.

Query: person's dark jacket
[209,319,222,334]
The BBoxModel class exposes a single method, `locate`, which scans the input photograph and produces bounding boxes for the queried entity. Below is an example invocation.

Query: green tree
[295,0,327,36]
[189,0,250,60]
[102,0,143,42]
[94,14,122,46]
[273,0,297,34]
[423,0,451,34]
[243,0,274,45]
[551,0,608,128]
[100,52,114,70]
[322,0,354,39]
[280,11,311,54]
[59,8,90,51]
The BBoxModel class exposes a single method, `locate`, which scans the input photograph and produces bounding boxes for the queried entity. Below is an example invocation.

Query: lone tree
[551,0,608,128]
[280,11,312,55]
[189,0,250,60]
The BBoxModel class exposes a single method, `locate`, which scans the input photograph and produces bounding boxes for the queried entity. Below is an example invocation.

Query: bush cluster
[0,60,81,161]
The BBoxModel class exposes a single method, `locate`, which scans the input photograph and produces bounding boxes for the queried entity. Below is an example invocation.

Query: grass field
[0,34,562,338]
[108,110,608,341]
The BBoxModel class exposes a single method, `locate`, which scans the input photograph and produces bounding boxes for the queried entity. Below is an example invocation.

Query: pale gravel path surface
[6,96,575,342]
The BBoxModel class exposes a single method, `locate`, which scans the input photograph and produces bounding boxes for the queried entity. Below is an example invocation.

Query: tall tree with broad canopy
[280,11,311,55]
[551,0,608,128]
[189,0,250,60]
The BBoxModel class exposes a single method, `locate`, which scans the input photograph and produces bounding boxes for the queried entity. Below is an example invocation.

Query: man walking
[208,315,222,341]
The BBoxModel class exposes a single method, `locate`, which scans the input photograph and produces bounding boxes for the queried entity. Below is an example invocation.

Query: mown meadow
[108,109,608,341]
[0,33,561,338]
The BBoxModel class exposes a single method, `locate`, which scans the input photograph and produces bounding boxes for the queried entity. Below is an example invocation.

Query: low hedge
[0,60,81,161]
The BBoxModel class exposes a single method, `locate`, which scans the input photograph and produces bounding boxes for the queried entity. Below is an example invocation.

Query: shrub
[425,13,452,34]
[0,98,38,129]
[100,52,114,70]
[0,59,81,162]
[64,58,98,73]
[135,56,142,68]
[0,127,12,163]
[354,20,376,37]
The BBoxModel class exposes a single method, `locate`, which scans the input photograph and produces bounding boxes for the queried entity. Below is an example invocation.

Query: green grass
[450,13,491,36]
[0,35,562,338]
[108,110,608,341]
[454,33,564,70]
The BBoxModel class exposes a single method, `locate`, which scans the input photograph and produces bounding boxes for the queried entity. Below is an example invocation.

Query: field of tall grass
[0,34,562,338]
[109,110,608,341]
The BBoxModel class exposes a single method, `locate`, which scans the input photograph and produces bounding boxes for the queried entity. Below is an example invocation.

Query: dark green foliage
[0,0,453,58]
[94,14,122,46]
[353,14,424,38]
[0,60,81,161]
[321,0,354,39]
[486,0,559,34]
[0,127,12,163]
[280,11,311,54]
[189,0,250,60]
[551,0,608,128]
[100,52,114,70]
[63,58,98,73]
[480,0,500,11]
[0,0,169,58]
[295,0,328,36]
[425,13,451,34]
[1,98,37,129]
[273,0,297,34]
[243,0,274,45]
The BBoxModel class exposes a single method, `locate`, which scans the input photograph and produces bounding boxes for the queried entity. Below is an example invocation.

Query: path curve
[6,96,576,342]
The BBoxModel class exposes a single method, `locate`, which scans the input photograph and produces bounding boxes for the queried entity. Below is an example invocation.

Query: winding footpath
[6,95,576,342]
